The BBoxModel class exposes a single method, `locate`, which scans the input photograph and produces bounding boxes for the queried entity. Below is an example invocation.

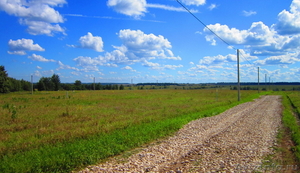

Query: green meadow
[281,91,300,161]
[0,89,271,172]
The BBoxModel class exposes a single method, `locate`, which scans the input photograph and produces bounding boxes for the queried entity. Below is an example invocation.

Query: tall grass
[282,92,300,160]
[0,89,267,172]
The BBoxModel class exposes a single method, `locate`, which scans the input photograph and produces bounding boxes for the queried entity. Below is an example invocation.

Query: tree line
[59,81,124,91]
[38,78,125,91]
[26,74,125,91]
[0,65,124,93]
[136,83,179,86]
[0,66,31,93]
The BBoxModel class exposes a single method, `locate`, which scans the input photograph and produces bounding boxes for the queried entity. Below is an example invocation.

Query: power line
[239,51,254,66]
[177,0,256,67]
[176,0,235,50]
[177,0,259,91]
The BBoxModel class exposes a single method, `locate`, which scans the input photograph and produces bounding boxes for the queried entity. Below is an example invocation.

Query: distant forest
[1,65,300,93]
[0,65,125,93]
[0,66,31,93]
[216,82,300,85]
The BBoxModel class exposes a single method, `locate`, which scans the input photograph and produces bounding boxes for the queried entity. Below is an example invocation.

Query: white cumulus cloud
[20,20,65,36]
[143,61,183,70]
[204,22,275,45]
[203,0,300,56]
[118,29,180,61]
[142,60,160,67]
[200,54,236,65]
[73,56,118,71]
[122,66,133,70]
[77,32,104,52]
[72,29,181,71]
[254,53,300,66]
[274,0,300,35]
[199,50,258,66]
[163,64,183,70]
[8,38,45,55]
[0,0,66,36]
[204,23,248,45]
[107,0,147,19]
[28,54,56,62]
[202,21,300,56]
[201,0,300,58]
[122,65,136,72]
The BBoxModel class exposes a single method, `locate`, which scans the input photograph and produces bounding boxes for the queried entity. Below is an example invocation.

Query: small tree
[51,74,61,91]
[95,83,102,90]
[8,78,21,92]
[37,77,55,91]
[21,79,31,91]
[37,77,46,91]
[112,84,119,90]
[74,80,82,90]
[0,66,10,93]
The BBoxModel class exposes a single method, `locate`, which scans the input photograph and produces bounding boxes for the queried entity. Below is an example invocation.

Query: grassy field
[282,91,300,160]
[0,89,269,172]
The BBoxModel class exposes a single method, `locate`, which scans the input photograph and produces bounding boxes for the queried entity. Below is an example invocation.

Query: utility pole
[257,67,259,93]
[272,80,273,91]
[265,74,267,90]
[269,77,271,90]
[237,49,240,101]
[31,75,33,95]
[93,77,95,90]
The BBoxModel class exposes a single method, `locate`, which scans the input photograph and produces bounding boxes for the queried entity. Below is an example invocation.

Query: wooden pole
[93,77,95,90]
[237,49,240,101]
[31,75,33,95]
[258,67,260,93]
[265,74,267,90]
[269,77,271,90]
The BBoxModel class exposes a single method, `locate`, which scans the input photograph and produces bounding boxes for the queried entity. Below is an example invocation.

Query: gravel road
[79,95,282,173]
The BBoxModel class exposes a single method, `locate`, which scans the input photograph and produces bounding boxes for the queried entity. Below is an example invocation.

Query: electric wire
[176,0,235,50]
[177,0,258,67]
[239,52,254,66]
[177,0,260,83]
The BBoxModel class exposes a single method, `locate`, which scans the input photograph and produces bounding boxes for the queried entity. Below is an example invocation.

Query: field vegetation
[0,89,267,172]
[282,91,300,160]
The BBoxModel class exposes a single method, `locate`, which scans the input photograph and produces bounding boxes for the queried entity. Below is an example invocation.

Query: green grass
[282,91,300,161]
[0,89,268,172]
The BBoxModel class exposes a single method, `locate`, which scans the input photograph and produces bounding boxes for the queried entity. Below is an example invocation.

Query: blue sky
[1,0,299,83]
